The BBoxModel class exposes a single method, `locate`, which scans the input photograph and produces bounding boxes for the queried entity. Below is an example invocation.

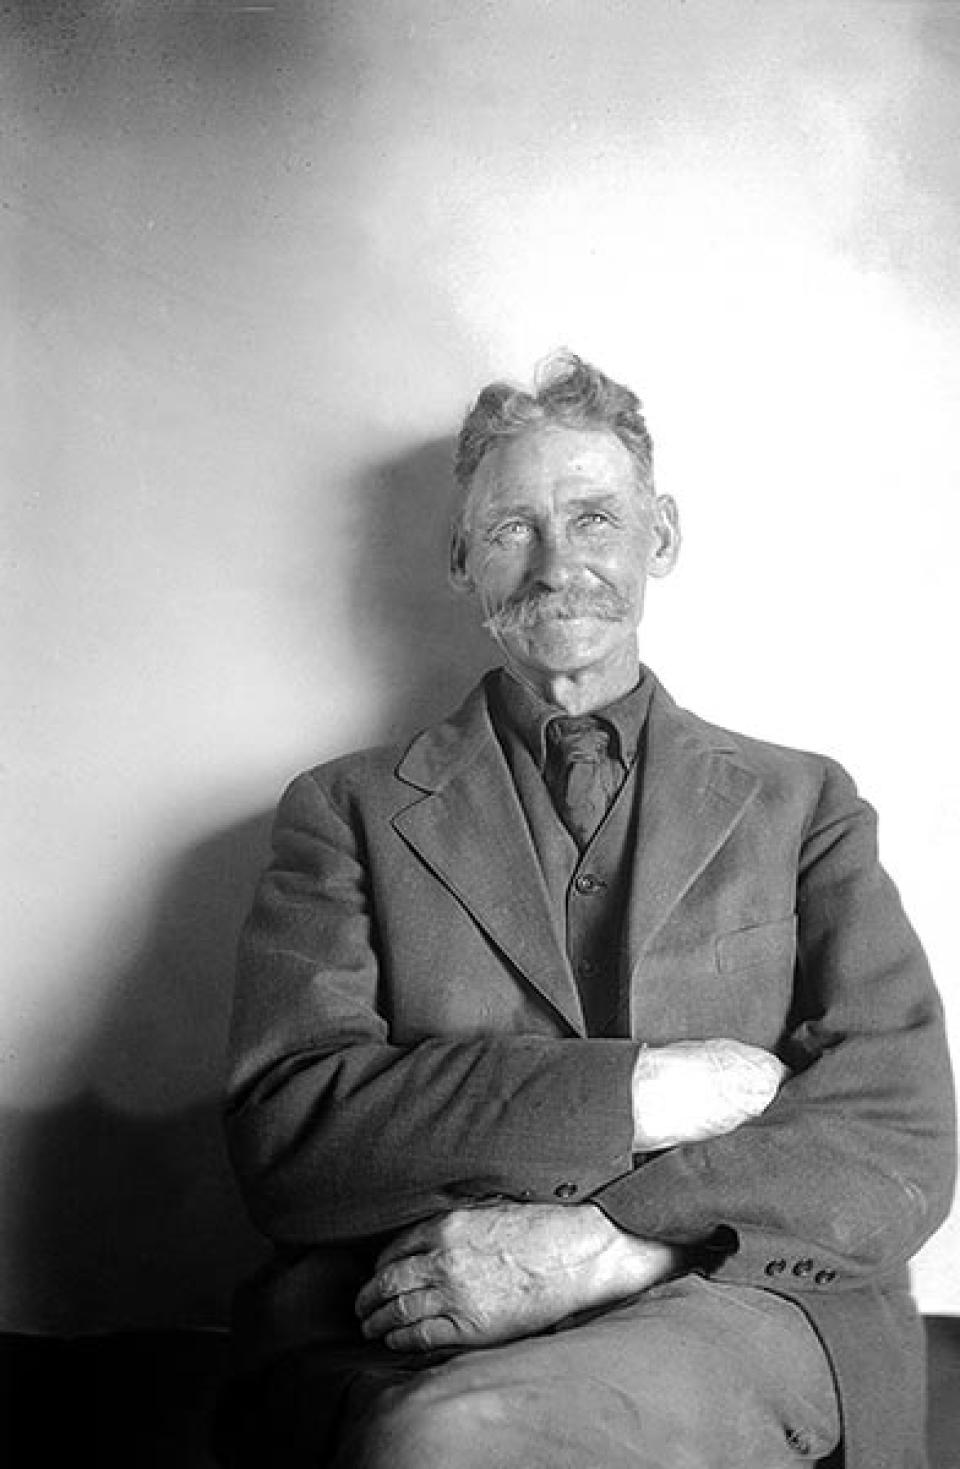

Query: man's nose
[532,530,576,589]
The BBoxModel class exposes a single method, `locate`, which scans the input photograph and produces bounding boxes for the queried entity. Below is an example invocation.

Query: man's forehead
[474,424,639,498]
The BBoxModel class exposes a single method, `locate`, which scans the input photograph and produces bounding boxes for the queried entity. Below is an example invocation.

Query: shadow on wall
[5,437,496,1334]
[0,815,272,1334]
[350,436,496,742]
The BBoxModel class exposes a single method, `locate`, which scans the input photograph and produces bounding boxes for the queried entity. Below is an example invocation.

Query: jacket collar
[394,673,499,794]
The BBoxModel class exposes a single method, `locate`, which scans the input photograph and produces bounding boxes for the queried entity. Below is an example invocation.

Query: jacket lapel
[624,686,761,968]
[391,681,586,1036]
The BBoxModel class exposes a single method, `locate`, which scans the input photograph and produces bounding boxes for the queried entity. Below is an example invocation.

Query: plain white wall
[2,0,957,1329]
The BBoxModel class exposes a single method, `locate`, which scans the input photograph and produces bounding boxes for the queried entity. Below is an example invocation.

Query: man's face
[456,424,678,699]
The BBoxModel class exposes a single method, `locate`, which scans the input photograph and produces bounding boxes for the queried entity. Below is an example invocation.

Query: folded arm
[350,1040,787,1352]
[225,771,642,1240]
[226,761,955,1303]
[591,761,956,1291]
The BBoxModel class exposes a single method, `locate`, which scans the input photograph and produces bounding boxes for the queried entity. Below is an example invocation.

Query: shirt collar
[492,666,653,772]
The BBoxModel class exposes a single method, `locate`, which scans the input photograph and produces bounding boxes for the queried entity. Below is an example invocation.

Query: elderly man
[217,354,955,1469]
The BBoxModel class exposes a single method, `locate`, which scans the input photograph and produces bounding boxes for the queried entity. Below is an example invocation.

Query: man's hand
[631,1037,788,1150]
[355,1202,682,1353]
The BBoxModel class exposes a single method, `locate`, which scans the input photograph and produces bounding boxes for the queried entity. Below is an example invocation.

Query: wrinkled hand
[632,1037,789,1151]
[355,1202,682,1353]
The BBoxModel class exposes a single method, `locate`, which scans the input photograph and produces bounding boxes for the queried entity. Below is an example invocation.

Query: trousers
[216,1274,841,1469]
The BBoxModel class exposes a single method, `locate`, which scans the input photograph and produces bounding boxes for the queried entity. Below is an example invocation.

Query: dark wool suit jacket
[226,672,956,1469]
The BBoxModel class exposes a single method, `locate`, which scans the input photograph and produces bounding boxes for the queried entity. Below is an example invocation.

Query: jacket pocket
[715,915,797,974]
[714,916,798,1047]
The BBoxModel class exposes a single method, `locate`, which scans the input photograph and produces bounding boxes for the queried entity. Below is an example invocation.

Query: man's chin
[503,619,618,671]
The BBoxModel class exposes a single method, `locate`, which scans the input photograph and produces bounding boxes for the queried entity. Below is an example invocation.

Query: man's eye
[491,520,534,545]
[577,512,614,529]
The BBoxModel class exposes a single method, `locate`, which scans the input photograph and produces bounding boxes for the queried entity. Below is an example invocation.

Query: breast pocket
[715,915,797,1046]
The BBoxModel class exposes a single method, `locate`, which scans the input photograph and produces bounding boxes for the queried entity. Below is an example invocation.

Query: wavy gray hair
[454,350,655,500]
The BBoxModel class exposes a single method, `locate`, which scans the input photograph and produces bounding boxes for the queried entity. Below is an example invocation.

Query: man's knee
[335,1376,527,1469]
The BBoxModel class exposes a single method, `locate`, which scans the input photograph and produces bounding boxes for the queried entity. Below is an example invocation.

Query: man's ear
[448,525,473,591]
[646,494,681,579]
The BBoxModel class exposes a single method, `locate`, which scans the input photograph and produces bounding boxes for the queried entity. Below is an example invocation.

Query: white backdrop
[3,0,957,1329]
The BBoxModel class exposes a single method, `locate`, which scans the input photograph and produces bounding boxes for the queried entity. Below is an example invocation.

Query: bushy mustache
[483,585,631,637]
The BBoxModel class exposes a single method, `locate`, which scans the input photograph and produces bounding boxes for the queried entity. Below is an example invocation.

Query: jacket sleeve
[224,770,639,1244]
[592,758,957,1290]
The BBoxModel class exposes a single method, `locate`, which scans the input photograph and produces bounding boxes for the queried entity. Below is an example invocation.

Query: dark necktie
[545,715,616,849]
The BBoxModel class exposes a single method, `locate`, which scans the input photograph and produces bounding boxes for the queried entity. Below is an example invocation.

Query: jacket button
[573,874,605,895]
[814,1269,836,1285]
[554,1182,578,1200]
[792,1258,814,1277]
[764,1259,787,1276]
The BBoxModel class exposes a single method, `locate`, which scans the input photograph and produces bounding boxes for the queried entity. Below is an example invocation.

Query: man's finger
[383,1315,461,1353]
[375,1218,443,1269]
[359,1287,445,1341]
[355,1257,429,1320]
